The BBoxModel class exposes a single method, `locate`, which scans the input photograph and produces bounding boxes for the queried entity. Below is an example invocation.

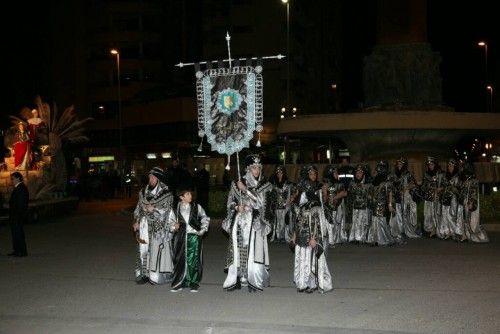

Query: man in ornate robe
[222,154,272,292]
[291,165,332,293]
[323,165,348,246]
[132,167,174,284]
[269,165,294,243]
[390,157,421,242]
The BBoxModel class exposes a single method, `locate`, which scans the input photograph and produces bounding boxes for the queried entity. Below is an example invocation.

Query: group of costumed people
[132,167,209,292]
[221,154,332,293]
[266,156,488,249]
[131,155,334,294]
[130,154,488,295]
[10,109,47,170]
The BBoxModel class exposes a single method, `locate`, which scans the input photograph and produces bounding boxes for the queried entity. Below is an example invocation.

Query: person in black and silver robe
[132,167,174,284]
[457,163,489,243]
[439,159,461,240]
[222,154,273,292]
[367,161,395,246]
[169,188,210,292]
[323,165,348,246]
[422,156,444,237]
[348,165,372,243]
[269,165,294,243]
[291,165,332,293]
[390,157,421,242]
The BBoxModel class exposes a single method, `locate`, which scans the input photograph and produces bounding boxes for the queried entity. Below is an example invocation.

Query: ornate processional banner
[195,65,264,156]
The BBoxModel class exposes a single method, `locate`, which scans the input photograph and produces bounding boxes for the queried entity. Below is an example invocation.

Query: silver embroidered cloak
[133,181,174,284]
[222,173,272,291]
[390,170,421,241]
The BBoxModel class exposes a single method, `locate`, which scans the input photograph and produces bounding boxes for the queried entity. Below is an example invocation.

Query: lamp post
[478,41,488,111]
[282,0,290,114]
[110,49,123,164]
[487,85,493,112]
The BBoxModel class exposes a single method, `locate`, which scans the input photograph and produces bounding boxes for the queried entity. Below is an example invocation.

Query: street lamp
[478,41,489,111]
[110,48,122,159]
[487,85,493,112]
[282,0,290,113]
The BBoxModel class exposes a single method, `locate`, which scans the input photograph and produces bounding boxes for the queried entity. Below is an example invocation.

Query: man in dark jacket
[8,172,29,257]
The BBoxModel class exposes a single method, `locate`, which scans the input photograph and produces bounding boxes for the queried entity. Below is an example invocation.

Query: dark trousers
[10,222,27,255]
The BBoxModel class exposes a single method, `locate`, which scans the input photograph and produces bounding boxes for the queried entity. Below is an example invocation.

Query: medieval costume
[390,157,421,242]
[222,154,273,292]
[458,164,489,243]
[292,165,332,293]
[133,167,174,284]
[13,122,31,170]
[348,165,373,243]
[27,109,47,143]
[323,165,348,245]
[439,159,461,240]
[169,189,210,292]
[269,165,294,242]
[422,157,444,237]
[367,161,395,246]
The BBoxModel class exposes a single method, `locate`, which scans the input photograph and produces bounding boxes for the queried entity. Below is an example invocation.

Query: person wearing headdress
[222,154,273,292]
[323,164,348,245]
[12,122,31,170]
[132,167,174,284]
[291,165,332,293]
[457,163,488,243]
[389,157,421,242]
[168,186,210,292]
[422,156,444,237]
[348,164,373,243]
[439,158,461,240]
[269,165,295,243]
[367,161,395,246]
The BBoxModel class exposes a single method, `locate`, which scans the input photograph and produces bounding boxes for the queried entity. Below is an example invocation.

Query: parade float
[1,96,91,220]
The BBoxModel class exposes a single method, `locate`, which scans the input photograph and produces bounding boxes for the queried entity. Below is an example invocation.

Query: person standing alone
[9,172,29,257]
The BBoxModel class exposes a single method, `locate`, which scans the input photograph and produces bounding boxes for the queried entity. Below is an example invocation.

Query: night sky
[3,0,499,126]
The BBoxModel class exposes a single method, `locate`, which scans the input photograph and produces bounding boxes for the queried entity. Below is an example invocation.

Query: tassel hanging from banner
[197,136,204,152]
[256,132,261,147]
[225,154,231,170]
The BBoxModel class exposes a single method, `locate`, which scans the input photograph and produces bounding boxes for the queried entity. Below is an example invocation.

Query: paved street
[1,199,499,334]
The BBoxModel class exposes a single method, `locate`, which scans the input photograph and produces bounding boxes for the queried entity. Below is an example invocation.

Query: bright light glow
[281,0,289,3]
[482,153,486,157]
[326,149,331,159]
[493,187,498,192]
[292,107,297,112]
[281,107,286,112]
[331,84,337,89]
[89,156,115,162]
[110,49,119,55]
[280,114,285,119]
[146,153,157,159]
[99,105,104,110]
[292,114,296,118]
[478,41,486,46]
[486,85,493,91]
[161,152,172,159]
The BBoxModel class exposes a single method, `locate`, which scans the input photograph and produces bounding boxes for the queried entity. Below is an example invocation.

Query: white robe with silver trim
[222,175,272,291]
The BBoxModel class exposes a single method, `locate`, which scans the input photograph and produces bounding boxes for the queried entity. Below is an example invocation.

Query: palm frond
[53,105,76,134]
[50,103,56,131]
[58,117,92,137]
[9,116,27,127]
